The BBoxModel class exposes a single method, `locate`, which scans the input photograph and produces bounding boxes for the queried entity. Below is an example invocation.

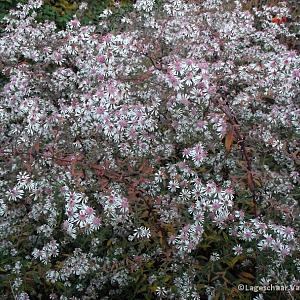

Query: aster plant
[0,0,299,299]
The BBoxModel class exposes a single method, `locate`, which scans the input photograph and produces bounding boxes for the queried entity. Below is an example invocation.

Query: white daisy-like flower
[156,286,168,297]
[16,171,30,187]
[210,252,220,262]
[233,244,243,256]
[6,186,24,202]
[133,226,151,240]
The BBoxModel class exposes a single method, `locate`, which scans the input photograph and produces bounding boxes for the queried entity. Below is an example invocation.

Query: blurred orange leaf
[225,129,234,152]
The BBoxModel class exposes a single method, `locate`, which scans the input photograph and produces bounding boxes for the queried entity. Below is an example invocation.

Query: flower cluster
[32,240,59,264]
[63,189,101,237]
[0,0,299,299]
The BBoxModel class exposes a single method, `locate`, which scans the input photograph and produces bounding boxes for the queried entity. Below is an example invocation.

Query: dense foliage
[0,0,134,29]
[0,0,299,299]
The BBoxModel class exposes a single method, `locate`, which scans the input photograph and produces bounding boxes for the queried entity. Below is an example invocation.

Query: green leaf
[225,256,240,268]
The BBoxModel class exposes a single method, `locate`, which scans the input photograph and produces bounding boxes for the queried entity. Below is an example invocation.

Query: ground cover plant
[0,0,299,299]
